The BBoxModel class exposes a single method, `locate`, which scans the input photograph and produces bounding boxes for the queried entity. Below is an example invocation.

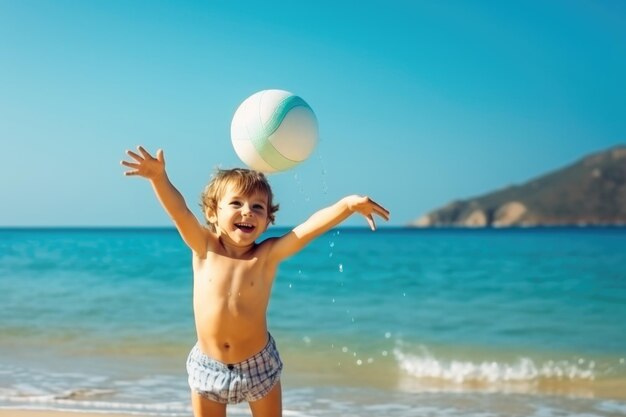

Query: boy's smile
[211,186,270,246]
[234,221,255,233]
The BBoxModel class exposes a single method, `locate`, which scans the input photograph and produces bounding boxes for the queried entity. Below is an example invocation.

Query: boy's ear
[205,207,217,224]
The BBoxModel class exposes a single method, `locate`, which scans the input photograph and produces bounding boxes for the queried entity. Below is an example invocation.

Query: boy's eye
[253,204,265,210]
[230,201,242,206]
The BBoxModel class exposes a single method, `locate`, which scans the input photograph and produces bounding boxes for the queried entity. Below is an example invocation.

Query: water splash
[393,347,598,384]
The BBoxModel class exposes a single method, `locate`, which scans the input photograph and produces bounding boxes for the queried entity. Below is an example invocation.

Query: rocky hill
[411,145,626,227]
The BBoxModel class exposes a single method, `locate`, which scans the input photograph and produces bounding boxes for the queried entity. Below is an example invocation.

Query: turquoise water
[1,227,625,416]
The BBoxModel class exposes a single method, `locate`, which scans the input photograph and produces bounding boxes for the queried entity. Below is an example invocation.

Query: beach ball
[230,89,318,173]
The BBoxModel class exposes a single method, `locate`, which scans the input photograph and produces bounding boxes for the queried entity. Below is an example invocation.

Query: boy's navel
[224,342,230,349]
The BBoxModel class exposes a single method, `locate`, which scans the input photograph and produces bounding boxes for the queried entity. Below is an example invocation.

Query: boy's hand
[268,194,390,262]
[346,195,390,230]
[121,146,165,180]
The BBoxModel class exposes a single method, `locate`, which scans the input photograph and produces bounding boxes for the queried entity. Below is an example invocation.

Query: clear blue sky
[1,0,624,227]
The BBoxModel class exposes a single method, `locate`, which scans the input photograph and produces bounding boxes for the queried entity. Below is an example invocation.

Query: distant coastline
[412,145,626,228]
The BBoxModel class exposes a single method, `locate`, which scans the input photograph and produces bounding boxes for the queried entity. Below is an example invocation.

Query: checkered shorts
[186,334,283,404]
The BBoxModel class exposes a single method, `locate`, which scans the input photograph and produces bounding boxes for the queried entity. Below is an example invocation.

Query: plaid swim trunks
[186,334,283,404]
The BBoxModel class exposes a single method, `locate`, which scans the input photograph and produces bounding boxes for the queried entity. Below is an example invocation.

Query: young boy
[121,146,390,417]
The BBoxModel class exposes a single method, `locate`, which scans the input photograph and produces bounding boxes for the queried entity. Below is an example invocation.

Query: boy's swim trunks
[186,333,283,404]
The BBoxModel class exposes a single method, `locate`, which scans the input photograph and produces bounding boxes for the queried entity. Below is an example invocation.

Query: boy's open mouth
[235,222,255,233]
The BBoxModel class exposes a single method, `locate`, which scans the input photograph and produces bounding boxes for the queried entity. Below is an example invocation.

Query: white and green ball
[230,89,318,173]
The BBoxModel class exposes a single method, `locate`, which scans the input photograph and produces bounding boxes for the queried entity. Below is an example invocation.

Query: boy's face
[208,184,270,245]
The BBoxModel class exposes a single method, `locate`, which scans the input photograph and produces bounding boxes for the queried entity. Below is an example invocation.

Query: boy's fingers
[126,150,143,162]
[137,146,152,159]
[366,201,389,221]
[375,206,390,221]
[123,170,139,176]
[373,201,390,215]
[120,160,139,168]
[366,198,389,214]
[366,214,376,231]
[156,149,164,163]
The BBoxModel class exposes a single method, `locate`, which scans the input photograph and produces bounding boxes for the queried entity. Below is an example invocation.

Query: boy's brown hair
[200,168,279,231]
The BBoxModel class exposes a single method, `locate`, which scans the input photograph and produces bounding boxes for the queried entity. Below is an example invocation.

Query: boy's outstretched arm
[121,146,207,255]
[269,195,390,262]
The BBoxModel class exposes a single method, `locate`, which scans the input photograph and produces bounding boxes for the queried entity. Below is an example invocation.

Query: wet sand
[0,411,154,417]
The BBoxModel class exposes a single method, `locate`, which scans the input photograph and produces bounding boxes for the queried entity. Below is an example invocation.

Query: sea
[0,227,625,416]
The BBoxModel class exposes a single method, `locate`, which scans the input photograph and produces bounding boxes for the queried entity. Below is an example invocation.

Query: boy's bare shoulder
[255,236,287,263]
[257,236,280,251]
[192,227,218,259]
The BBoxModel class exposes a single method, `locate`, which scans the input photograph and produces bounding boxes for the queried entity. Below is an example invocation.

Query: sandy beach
[0,412,153,417]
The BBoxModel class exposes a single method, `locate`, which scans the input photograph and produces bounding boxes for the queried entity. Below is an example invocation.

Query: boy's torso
[191,239,277,364]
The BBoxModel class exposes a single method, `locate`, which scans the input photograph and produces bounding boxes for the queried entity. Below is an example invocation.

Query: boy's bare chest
[193,253,273,293]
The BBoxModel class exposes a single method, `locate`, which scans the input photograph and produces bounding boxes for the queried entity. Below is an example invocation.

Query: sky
[0,0,624,227]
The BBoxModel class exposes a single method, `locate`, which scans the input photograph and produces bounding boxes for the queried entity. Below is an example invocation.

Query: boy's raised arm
[121,146,207,255]
[269,195,390,262]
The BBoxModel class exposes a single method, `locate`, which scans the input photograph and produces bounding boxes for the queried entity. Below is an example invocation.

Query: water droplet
[620,358,625,364]
[329,242,335,248]
[367,358,374,364]
[382,350,388,357]
[337,362,341,366]
[338,264,343,273]
[331,298,335,303]
[402,292,406,297]
[329,252,333,258]
[356,359,363,366]
[237,292,241,297]
[322,169,327,175]
[293,173,299,180]
[385,332,391,339]
[298,269,302,275]
[351,317,355,323]
[353,352,357,357]
[578,358,584,364]
[288,283,292,289]
[342,346,348,353]
[302,336,311,344]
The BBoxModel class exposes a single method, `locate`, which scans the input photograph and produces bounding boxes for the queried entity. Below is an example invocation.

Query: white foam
[0,363,191,416]
[393,346,596,384]
[595,400,626,415]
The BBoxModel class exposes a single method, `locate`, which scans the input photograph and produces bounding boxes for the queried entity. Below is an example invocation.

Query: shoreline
[3,383,626,417]
[0,411,153,417]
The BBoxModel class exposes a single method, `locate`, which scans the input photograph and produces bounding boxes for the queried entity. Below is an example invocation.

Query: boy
[121,146,390,417]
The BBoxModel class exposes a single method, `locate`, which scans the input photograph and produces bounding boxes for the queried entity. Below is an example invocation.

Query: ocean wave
[0,388,115,403]
[0,395,190,416]
[0,364,192,416]
[393,346,598,384]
